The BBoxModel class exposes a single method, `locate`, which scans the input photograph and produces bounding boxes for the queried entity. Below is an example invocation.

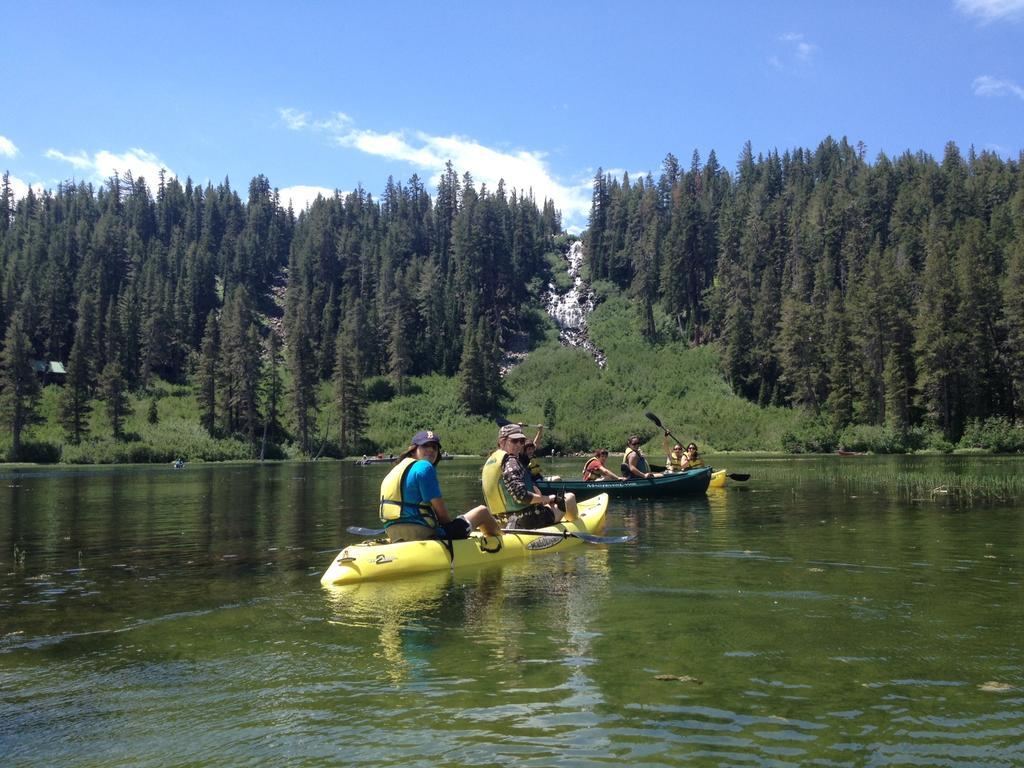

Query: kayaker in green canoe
[582,449,624,481]
[663,434,687,472]
[622,435,663,480]
[684,442,706,469]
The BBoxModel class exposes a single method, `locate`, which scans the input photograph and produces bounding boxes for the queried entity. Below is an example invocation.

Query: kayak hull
[536,467,713,498]
[709,469,727,488]
[320,493,609,586]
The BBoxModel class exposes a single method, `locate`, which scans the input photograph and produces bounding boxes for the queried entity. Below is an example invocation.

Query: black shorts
[439,516,472,540]
[505,505,557,530]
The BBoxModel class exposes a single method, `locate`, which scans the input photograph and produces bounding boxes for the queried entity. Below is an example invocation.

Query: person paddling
[662,433,686,472]
[380,430,500,542]
[523,425,561,482]
[482,423,578,529]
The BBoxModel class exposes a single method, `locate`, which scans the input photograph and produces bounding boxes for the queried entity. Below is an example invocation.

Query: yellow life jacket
[528,457,543,479]
[667,449,686,471]
[482,449,531,516]
[378,457,436,525]
[621,446,649,476]
[687,456,706,468]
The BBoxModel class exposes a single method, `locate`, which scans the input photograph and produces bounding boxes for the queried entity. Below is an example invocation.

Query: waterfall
[545,241,606,368]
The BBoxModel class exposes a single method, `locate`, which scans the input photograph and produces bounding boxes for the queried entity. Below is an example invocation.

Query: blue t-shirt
[399,459,443,525]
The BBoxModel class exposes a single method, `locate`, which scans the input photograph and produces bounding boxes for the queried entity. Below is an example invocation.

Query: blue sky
[2,0,1022,232]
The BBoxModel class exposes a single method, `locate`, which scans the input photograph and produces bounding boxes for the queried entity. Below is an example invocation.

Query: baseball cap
[499,423,527,440]
[411,430,441,447]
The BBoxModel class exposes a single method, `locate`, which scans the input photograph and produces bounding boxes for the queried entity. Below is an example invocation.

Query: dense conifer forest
[0,163,560,460]
[587,138,1024,446]
[1,136,1022,462]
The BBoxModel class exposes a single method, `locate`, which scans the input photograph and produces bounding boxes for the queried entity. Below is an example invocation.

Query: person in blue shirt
[381,430,501,543]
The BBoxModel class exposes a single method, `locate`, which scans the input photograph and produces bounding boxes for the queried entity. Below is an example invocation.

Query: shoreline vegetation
[3,282,1023,464]
[4,452,1021,504]
[4,294,1021,465]
[3,137,1024,464]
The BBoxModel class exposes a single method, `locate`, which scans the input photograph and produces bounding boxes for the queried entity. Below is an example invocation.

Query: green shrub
[919,429,955,453]
[836,424,933,453]
[364,376,396,403]
[7,440,62,463]
[958,417,1024,453]
[782,422,839,454]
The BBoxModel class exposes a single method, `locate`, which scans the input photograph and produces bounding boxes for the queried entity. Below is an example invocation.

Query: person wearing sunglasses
[683,442,705,469]
[662,432,688,472]
[482,423,578,529]
[621,435,663,479]
[380,430,501,543]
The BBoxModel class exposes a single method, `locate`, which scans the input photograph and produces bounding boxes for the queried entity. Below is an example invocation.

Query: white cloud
[281,108,595,226]
[278,184,336,212]
[45,147,175,187]
[780,32,818,62]
[768,33,818,74]
[313,112,353,132]
[45,148,93,169]
[955,0,1024,22]
[5,174,45,201]
[296,117,593,227]
[973,74,1024,99]
[280,108,310,130]
[280,108,353,134]
[0,135,18,158]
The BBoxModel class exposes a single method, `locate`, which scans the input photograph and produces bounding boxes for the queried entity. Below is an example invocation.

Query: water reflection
[3,459,1023,766]
[321,549,612,689]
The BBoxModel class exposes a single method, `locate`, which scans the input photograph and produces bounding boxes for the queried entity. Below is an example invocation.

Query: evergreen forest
[2,135,1023,463]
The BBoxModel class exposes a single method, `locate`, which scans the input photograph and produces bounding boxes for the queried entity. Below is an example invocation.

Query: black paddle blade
[347,526,386,536]
[727,473,751,482]
[644,411,662,428]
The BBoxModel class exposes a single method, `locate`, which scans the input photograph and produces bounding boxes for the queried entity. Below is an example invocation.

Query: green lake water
[1,456,1022,766]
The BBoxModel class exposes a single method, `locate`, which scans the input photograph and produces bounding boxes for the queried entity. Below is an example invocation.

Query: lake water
[2,456,1022,766]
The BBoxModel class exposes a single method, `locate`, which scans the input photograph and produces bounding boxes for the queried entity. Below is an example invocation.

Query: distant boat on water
[355,453,455,466]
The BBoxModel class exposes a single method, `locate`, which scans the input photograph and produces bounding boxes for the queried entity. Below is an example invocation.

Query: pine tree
[387,271,414,395]
[823,293,855,431]
[914,230,960,437]
[195,310,219,436]
[261,330,284,447]
[59,331,93,443]
[457,318,487,415]
[1003,234,1024,419]
[287,304,318,455]
[0,311,41,459]
[100,360,130,440]
[333,307,366,456]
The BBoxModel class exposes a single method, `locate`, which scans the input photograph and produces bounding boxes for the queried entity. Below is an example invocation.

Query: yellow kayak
[709,469,727,488]
[320,493,611,586]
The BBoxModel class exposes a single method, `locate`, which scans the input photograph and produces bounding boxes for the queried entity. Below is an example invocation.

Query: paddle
[495,417,545,428]
[644,411,750,482]
[345,525,633,545]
